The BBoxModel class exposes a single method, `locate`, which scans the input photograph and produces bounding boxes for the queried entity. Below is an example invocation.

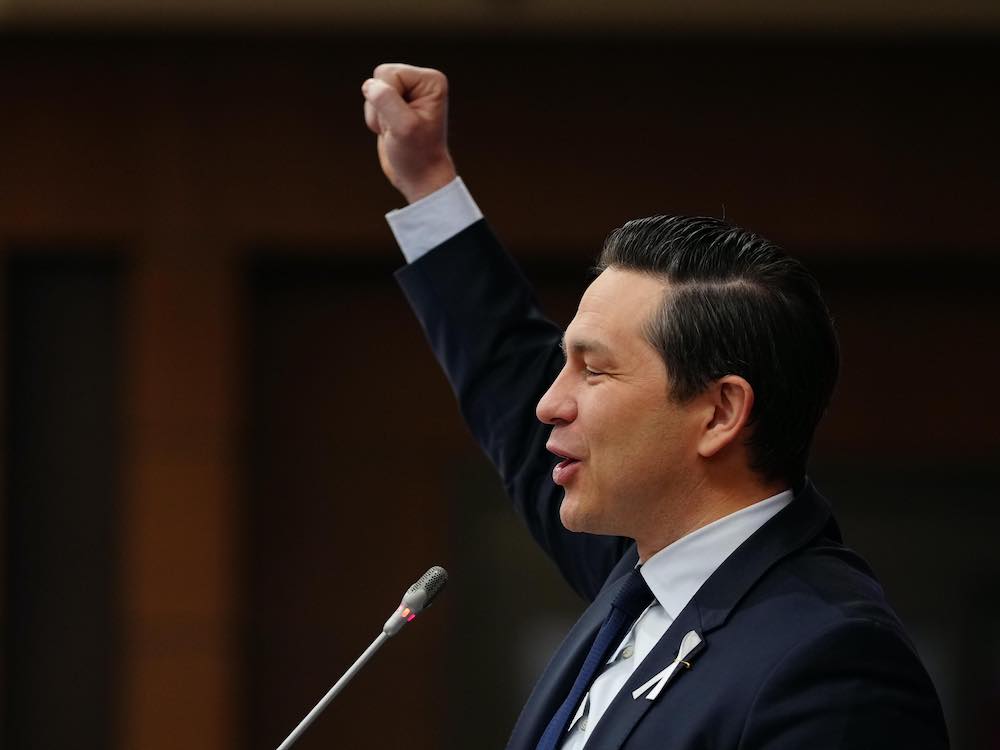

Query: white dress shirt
[385,179,794,748]
[557,490,792,748]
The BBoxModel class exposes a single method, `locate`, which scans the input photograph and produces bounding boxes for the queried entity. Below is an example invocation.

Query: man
[362,63,948,749]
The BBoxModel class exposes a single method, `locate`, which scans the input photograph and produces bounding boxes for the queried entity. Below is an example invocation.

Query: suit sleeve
[394,220,630,601]
[738,618,950,749]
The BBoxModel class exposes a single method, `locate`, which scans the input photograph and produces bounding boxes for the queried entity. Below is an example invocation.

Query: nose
[536,364,577,425]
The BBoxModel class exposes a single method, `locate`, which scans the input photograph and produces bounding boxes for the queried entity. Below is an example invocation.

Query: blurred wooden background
[1,20,998,750]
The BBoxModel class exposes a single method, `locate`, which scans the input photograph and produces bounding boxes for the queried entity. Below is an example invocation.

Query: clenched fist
[362,63,457,203]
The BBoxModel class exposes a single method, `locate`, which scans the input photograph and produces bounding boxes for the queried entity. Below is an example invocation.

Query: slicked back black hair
[598,215,839,484]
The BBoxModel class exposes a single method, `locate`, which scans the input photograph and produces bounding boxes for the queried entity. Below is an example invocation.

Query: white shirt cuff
[385,177,484,263]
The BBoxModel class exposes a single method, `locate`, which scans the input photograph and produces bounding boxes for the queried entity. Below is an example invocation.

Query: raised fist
[362,63,457,203]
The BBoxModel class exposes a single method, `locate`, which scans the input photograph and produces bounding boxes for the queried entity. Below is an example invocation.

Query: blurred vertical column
[118,64,239,750]
[3,255,123,749]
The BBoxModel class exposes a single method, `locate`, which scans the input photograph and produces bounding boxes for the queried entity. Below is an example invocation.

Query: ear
[696,375,755,459]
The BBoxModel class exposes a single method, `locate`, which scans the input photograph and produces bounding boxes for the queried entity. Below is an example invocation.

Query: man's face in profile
[536,268,705,546]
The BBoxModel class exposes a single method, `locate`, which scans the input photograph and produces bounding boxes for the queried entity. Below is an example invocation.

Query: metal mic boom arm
[275,566,448,750]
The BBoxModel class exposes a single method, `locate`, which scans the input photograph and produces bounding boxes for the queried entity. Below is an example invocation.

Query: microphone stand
[274,565,447,750]
[276,632,390,750]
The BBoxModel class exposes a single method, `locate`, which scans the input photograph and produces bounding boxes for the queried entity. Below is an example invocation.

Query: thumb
[362,78,419,136]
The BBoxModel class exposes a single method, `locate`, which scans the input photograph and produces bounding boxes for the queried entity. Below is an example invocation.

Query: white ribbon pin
[631,630,702,701]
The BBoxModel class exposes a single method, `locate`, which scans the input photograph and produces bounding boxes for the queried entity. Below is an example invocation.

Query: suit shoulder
[737,613,949,748]
[754,538,906,630]
[726,542,949,746]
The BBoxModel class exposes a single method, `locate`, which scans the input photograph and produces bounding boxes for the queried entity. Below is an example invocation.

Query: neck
[635,475,788,562]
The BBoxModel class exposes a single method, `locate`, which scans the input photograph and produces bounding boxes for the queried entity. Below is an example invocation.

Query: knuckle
[429,70,449,92]
[369,81,394,103]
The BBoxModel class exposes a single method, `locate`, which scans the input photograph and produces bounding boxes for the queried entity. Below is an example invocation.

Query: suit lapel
[565,481,837,749]
[693,479,836,632]
[505,559,636,750]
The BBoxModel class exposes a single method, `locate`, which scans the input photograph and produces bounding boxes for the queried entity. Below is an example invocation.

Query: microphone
[383,564,449,636]
[275,565,448,750]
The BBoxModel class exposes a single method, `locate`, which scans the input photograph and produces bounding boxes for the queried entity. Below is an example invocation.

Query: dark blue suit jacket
[395,220,949,749]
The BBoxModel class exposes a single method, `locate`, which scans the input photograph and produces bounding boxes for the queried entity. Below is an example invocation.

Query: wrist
[399,159,458,204]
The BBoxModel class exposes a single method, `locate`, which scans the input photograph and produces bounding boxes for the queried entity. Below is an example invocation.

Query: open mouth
[551,453,582,486]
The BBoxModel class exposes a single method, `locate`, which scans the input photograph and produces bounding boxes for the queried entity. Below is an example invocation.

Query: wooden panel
[0,36,996,255]
[243,262,457,749]
[118,257,239,750]
[3,256,122,748]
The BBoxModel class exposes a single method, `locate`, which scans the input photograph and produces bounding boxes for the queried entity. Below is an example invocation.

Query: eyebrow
[559,336,614,358]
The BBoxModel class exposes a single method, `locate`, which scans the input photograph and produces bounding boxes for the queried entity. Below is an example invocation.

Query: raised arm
[362,64,629,600]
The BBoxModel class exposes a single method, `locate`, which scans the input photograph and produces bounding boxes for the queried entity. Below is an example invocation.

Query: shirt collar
[639,489,794,621]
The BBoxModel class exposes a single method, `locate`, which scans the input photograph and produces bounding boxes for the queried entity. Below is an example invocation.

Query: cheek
[614,400,688,472]
[588,393,667,464]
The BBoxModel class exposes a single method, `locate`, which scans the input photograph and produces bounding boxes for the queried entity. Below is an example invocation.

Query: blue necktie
[535,568,655,750]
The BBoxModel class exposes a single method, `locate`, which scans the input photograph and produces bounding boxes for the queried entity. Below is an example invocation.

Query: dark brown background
[1,26,998,750]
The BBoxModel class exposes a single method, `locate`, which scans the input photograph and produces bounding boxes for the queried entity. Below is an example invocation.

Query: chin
[558,493,582,531]
[558,491,597,534]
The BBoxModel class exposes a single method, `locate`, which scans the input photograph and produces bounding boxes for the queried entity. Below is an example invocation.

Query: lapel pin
[632,630,702,701]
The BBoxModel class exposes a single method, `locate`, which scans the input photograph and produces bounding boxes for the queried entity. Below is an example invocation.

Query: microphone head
[402,565,448,613]
[384,566,448,637]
